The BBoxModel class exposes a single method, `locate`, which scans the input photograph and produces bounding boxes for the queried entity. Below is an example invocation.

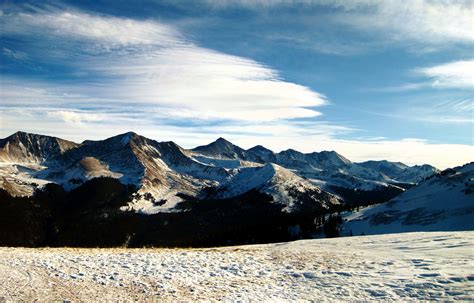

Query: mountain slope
[61,132,231,213]
[358,160,439,183]
[205,163,341,213]
[342,162,474,236]
[0,131,77,164]
[192,137,262,162]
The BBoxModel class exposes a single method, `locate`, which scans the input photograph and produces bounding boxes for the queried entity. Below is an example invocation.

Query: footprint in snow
[418,273,440,278]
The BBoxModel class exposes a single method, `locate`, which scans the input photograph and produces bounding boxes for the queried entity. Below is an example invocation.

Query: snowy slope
[358,160,439,183]
[247,146,418,193]
[0,232,472,301]
[207,163,341,212]
[0,131,77,165]
[342,162,474,236]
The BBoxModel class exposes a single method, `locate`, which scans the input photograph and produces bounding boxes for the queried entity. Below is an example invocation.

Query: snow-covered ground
[0,232,472,301]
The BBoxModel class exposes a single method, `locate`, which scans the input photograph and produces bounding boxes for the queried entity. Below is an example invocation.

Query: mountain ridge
[0,131,440,214]
[342,162,474,236]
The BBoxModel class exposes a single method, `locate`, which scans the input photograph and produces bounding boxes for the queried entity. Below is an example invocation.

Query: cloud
[363,82,432,93]
[416,60,474,89]
[0,8,182,47]
[2,48,27,60]
[47,110,104,125]
[201,0,473,52]
[0,7,327,121]
[331,0,473,46]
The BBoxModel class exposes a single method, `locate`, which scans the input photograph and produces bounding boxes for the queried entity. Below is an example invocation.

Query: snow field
[0,231,472,301]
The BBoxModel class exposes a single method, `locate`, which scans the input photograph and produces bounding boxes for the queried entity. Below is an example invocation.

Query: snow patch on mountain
[0,163,50,196]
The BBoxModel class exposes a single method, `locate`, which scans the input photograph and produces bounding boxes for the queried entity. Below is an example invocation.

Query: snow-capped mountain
[242,146,412,201]
[358,160,439,183]
[0,131,77,164]
[0,131,467,248]
[342,162,474,236]
[192,137,261,162]
[0,131,439,214]
[191,137,263,169]
[204,163,340,213]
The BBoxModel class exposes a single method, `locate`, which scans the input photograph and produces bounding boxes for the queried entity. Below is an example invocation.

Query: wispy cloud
[331,0,473,46]
[47,110,104,125]
[0,7,327,122]
[201,0,473,53]
[416,60,474,89]
[0,8,182,47]
[2,48,28,60]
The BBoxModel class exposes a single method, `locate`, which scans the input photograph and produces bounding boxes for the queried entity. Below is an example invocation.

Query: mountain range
[3,130,464,247]
[1,131,439,213]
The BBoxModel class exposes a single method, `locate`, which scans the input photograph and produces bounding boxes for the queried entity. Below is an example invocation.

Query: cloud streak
[200,0,473,54]
[0,7,327,122]
[416,60,474,89]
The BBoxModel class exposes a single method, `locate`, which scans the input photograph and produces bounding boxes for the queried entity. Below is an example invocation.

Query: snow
[0,163,50,196]
[342,163,474,236]
[191,155,262,169]
[0,232,472,301]
[213,163,332,210]
[120,189,184,215]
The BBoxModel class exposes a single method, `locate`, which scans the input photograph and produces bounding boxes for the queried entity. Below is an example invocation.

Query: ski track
[0,232,472,301]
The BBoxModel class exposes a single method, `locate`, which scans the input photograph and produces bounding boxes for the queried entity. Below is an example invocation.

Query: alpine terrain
[0,131,460,247]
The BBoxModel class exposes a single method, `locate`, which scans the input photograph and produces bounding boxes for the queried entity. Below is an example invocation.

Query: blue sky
[0,0,472,168]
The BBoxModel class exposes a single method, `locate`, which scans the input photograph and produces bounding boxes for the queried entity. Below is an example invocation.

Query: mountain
[0,132,342,214]
[0,131,77,164]
[50,132,232,213]
[0,131,456,247]
[0,131,440,212]
[358,160,439,183]
[342,162,474,236]
[247,145,277,162]
[192,137,262,162]
[204,163,340,213]
[238,148,408,204]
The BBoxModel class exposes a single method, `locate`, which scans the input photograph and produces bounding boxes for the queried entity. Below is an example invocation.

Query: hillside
[342,162,474,236]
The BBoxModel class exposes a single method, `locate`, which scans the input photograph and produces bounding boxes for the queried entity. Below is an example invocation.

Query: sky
[0,0,472,169]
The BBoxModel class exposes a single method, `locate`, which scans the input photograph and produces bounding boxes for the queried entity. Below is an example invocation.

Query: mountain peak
[214,137,234,146]
[280,148,302,155]
[105,131,143,146]
[194,137,237,150]
[118,131,138,144]
[248,145,273,153]
[7,131,47,141]
[0,131,78,163]
[192,137,252,160]
[12,130,28,137]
